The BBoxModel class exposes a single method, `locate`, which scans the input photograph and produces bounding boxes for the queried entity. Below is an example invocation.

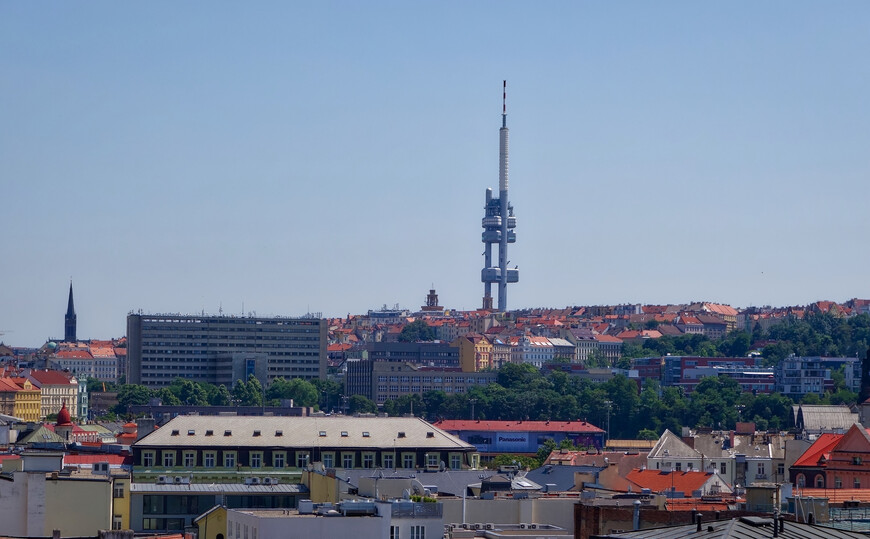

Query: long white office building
[126,313,326,387]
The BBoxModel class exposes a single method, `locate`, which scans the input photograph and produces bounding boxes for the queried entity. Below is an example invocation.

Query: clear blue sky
[2,2,869,347]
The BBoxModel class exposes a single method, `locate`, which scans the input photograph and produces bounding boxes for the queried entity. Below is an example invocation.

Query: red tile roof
[626,469,716,496]
[792,433,843,467]
[55,350,94,359]
[27,370,75,385]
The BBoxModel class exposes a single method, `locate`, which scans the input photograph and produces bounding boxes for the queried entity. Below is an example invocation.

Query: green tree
[637,428,659,440]
[114,384,152,414]
[266,377,319,407]
[383,394,425,417]
[232,375,264,406]
[585,349,610,368]
[497,363,541,390]
[312,379,343,412]
[398,320,436,342]
[155,387,181,406]
[348,395,377,414]
[211,384,232,406]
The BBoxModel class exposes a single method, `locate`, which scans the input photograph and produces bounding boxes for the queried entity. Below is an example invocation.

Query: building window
[224,452,237,468]
[675,462,681,471]
[835,476,842,489]
[816,476,824,488]
[410,525,425,539]
[112,516,122,530]
[390,525,400,539]
[757,463,765,476]
[777,463,784,477]
[143,451,155,467]
[796,474,806,487]
[183,452,196,468]
[854,457,863,465]
[403,453,415,469]
[204,452,216,468]
[113,483,125,498]
[450,454,462,470]
[273,452,285,468]
[162,451,175,467]
[427,453,439,468]
[297,452,310,468]
[322,453,334,469]
[362,453,375,468]
[383,453,395,469]
[342,453,354,468]
[250,452,262,468]
[856,477,862,489]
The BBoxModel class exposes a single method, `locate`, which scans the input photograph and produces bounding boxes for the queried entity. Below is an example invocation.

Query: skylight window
[362,432,370,437]
[224,430,232,436]
[341,431,349,437]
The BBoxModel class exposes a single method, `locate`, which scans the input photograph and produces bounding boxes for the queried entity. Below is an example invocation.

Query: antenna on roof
[502,80,507,128]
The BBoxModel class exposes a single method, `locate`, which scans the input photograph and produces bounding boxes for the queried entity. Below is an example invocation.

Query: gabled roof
[792,433,843,468]
[135,416,474,451]
[17,424,67,444]
[26,369,76,386]
[793,404,858,432]
[626,469,727,496]
[648,429,702,460]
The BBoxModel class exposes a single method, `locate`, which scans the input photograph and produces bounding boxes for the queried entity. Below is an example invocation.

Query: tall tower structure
[481,81,518,311]
[64,281,76,342]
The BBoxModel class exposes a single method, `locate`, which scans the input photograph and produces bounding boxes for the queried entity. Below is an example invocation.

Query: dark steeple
[64,281,76,342]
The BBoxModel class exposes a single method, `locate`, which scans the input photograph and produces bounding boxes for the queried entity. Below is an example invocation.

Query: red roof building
[626,469,733,498]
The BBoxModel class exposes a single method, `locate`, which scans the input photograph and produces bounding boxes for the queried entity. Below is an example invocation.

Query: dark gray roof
[525,465,601,491]
[593,517,868,538]
[339,469,488,497]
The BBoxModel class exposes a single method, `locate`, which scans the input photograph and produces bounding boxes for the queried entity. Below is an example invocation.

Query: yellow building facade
[455,334,493,372]
[13,379,41,422]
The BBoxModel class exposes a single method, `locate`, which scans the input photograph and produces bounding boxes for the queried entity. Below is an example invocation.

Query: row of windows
[796,474,863,488]
[141,450,463,470]
[379,386,466,394]
[376,376,492,384]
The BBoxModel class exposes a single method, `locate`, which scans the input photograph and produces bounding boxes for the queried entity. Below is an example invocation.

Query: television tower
[481,81,518,311]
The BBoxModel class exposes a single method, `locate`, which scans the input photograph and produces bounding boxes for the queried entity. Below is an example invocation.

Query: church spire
[64,281,76,342]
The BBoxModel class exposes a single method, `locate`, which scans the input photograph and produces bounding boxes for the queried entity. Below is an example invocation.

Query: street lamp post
[603,400,613,444]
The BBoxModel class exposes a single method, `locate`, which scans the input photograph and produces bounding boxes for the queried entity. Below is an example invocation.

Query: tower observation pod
[481,81,518,311]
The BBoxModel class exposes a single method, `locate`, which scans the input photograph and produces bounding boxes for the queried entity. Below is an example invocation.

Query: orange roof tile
[627,469,716,496]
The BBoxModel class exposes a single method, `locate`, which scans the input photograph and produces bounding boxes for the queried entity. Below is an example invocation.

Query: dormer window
[854,457,862,465]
